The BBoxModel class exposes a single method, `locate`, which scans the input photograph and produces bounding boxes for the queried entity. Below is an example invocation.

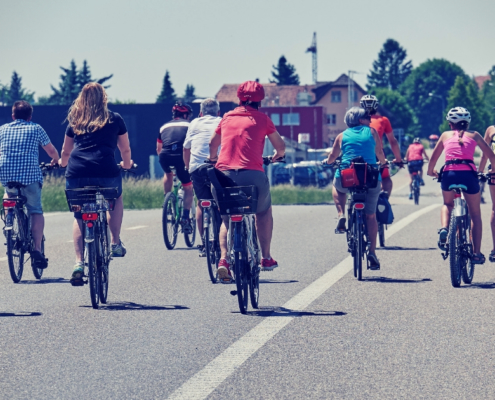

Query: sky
[1,0,494,103]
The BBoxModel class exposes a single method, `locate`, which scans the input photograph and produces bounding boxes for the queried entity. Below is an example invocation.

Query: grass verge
[271,185,332,205]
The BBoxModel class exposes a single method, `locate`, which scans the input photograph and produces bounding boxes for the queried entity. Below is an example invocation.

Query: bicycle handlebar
[118,163,138,173]
[263,155,286,165]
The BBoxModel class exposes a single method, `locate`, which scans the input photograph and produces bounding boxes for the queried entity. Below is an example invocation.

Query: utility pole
[306,32,317,84]
[348,70,358,110]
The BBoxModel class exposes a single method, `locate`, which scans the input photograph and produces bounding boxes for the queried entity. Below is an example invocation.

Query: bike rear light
[82,213,98,221]
[354,203,365,210]
[87,222,94,228]
[201,200,212,207]
[2,200,16,208]
[71,205,82,212]
[230,215,243,222]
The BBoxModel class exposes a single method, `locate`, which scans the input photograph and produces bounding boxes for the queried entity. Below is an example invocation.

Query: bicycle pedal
[70,279,85,287]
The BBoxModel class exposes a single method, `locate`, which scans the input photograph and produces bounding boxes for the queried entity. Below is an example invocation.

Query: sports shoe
[70,264,84,286]
[198,244,206,257]
[409,192,413,200]
[180,218,192,234]
[218,259,233,283]
[368,253,380,270]
[261,258,278,271]
[31,250,48,269]
[438,228,448,250]
[420,179,425,186]
[111,240,127,257]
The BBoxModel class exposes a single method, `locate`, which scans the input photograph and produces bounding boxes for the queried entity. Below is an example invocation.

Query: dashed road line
[125,225,148,231]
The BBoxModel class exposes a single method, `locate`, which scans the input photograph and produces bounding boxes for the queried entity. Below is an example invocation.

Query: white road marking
[125,225,148,231]
[167,203,441,400]
[0,257,7,261]
[67,240,74,243]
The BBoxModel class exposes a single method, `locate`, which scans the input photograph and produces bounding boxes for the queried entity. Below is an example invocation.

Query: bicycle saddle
[448,184,468,191]
[6,182,26,189]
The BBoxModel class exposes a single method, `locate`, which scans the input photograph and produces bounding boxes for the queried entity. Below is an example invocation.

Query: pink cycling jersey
[444,131,476,172]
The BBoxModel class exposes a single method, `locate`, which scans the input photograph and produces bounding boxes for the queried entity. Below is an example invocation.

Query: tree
[400,59,469,136]
[183,84,196,103]
[369,87,415,132]
[156,71,176,103]
[439,76,490,133]
[480,65,495,123]
[270,55,300,85]
[368,39,412,90]
[5,71,34,104]
[77,60,113,90]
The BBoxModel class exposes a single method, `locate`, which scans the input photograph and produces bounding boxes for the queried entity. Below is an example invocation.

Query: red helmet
[172,102,192,115]
[237,81,265,102]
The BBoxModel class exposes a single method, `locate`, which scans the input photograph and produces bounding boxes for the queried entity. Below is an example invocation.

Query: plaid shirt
[0,119,51,186]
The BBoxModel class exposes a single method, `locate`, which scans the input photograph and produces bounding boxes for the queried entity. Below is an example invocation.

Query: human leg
[73,218,84,262]
[108,195,123,245]
[366,213,378,253]
[163,172,174,193]
[332,178,348,232]
[30,213,44,252]
[464,191,482,255]
[255,207,273,259]
[381,177,393,196]
[490,184,495,253]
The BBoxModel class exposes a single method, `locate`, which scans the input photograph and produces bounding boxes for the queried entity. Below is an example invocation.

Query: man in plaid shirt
[0,101,60,269]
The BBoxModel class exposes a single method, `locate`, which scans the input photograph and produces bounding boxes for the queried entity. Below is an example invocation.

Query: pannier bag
[376,192,394,225]
[341,156,379,189]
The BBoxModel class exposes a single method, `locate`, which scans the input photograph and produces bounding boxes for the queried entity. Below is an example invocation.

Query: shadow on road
[233,306,346,317]
[172,248,197,251]
[80,302,189,311]
[460,282,495,289]
[376,246,437,251]
[0,311,42,317]
[260,279,299,284]
[18,277,69,285]
[363,277,432,283]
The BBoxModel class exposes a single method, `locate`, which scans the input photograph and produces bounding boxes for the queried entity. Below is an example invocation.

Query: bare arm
[326,133,342,164]
[422,147,429,161]
[42,142,60,166]
[427,134,446,177]
[267,131,286,161]
[183,148,191,170]
[209,133,221,160]
[384,131,402,163]
[473,130,495,172]
[117,133,132,169]
[372,128,387,164]
[59,135,74,167]
[478,126,495,172]
[156,141,162,155]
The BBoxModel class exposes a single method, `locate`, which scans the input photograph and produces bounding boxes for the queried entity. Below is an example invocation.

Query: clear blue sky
[1,0,494,103]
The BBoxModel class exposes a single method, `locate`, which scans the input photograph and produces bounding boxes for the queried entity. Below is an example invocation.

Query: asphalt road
[2,168,495,399]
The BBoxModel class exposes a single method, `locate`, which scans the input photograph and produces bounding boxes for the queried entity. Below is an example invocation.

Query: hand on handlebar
[120,160,134,170]
[392,159,404,168]
[427,169,438,178]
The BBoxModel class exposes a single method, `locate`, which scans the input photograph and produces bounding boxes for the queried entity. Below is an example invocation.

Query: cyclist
[208,81,286,282]
[157,102,194,233]
[478,121,495,261]
[183,98,221,256]
[427,107,495,264]
[59,83,133,284]
[360,95,403,196]
[0,100,60,269]
[405,137,429,199]
[326,107,388,269]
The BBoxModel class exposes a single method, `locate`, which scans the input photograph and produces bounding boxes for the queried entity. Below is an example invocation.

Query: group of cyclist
[1,79,495,285]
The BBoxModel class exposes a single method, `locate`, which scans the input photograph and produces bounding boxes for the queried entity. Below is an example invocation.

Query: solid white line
[125,225,148,231]
[0,257,7,262]
[167,203,441,400]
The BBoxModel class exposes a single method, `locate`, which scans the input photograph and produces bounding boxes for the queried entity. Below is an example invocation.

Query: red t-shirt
[370,115,393,140]
[407,143,424,161]
[215,106,276,172]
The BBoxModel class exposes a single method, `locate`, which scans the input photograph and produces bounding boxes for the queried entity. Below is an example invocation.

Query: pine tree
[156,71,176,103]
[78,60,93,89]
[183,84,196,103]
[270,56,300,85]
[481,65,495,122]
[6,71,34,104]
[367,39,412,90]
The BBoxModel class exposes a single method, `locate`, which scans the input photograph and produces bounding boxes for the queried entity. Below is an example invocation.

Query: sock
[182,209,190,219]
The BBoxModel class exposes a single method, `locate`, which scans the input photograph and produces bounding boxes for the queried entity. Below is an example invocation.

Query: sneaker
[335,216,346,234]
[218,259,233,283]
[111,240,127,257]
[409,192,413,200]
[180,218,192,234]
[31,250,48,269]
[70,264,84,286]
[368,253,380,270]
[198,244,206,257]
[420,179,425,186]
[438,228,448,250]
[261,258,278,271]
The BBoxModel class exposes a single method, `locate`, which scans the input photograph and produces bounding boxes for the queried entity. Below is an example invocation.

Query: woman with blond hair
[59,82,132,284]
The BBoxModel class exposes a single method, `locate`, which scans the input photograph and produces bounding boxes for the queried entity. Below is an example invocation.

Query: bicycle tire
[234,222,248,314]
[99,219,110,303]
[162,192,178,250]
[86,240,100,309]
[353,213,363,281]
[205,211,218,284]
[31,235,45,280]
[378,222,385,248]
[184,197,197,248]
[413,182,420,205]
[249,217,260,309]
[462,213,475,284]
[449,214,462,287]
[7,211,24,283]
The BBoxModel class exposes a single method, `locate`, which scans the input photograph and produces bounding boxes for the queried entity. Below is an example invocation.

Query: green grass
[0,179,332,211]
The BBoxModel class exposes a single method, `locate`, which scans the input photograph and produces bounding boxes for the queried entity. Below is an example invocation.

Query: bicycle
[162,167,196,250]
[2,163,57,283]
[200,197,221,284]
[377,161,401,248]
[405,160,428,205]
[64,165,136,309]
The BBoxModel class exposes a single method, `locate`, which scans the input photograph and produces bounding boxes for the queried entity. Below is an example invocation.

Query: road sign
[298,133,310,144]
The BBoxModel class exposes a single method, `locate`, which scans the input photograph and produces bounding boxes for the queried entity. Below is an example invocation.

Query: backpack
[376,192,394,225]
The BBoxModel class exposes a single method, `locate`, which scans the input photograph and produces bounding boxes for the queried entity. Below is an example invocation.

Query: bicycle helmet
[446,107,471,123]
[237,81,265,102]
[413,137,421,144]
[360,95,379,113]
[172,102,193,116]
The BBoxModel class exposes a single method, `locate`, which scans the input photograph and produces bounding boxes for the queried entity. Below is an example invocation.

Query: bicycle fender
[233,223,243,251]
[4,210,14,230]
[84,225,95,243]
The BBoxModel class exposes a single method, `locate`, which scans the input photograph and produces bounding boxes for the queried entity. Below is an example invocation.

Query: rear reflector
[200,200,212,207]
[87,222,93,228]
[230,215,243,222]
[82,213,98,221]
[354,203,365,210]
[71,205,82,212]
[2,200,16,208]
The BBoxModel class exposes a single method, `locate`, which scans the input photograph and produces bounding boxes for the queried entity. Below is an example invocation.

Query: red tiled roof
[475,75,490,90]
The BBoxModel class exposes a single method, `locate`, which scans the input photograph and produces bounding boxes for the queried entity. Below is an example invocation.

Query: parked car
[292,161,331,187]
[272,165,292,185]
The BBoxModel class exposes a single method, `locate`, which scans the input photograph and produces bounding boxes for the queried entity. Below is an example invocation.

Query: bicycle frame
[442,190,469,260]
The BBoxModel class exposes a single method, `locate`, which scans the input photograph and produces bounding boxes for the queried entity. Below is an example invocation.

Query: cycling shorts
[191,168,213,201]
[159,154,192,186]
[5,182,43,215]
[333,177,381,215]
[440,171,480,195]
[408,160,424,174]
[380,166,390,179]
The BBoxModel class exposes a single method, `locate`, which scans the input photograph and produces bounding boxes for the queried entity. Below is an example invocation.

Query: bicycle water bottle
[454,197,466,217]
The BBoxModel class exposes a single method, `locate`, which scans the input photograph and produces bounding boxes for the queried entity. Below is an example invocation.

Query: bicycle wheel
[413,181,420,205]
[31,235,45,280]
[378,223,385,248]
[99,219,110,303]
[462,213,475,284]
[162,192,178,250]
[234,222,248,314]
[86,240,100,309]
[249,217,261,309]
[184,197,197,248]
[205,211,218,284]
[7,211,25,283]
[353,213,363,281]
[449,214,462,287]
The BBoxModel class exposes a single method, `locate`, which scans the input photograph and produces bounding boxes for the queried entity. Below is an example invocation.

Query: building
[216,73,367,147]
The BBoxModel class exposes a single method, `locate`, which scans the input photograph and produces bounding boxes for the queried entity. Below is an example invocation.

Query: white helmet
[446,107,471,124]
[360,95,379,113]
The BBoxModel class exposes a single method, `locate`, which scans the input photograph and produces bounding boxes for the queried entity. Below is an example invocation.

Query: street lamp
[429,92,446,118]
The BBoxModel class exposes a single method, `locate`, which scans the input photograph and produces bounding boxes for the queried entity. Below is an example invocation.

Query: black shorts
[159,154,191,186]
[191,168,213,201]
[408,160,423,174]
[441,170,480,195]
